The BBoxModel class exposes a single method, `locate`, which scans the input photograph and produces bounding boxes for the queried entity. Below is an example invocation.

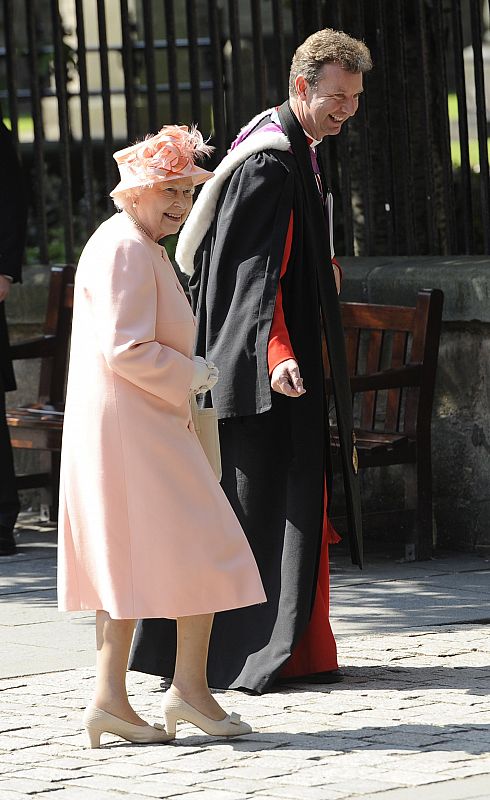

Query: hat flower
[110,124,214,196]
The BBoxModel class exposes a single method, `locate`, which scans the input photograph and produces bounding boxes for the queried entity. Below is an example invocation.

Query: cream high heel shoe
[162,690,253,739]
[83,705,172,748]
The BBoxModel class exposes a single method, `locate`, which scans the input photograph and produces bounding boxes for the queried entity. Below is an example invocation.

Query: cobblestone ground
[1,624,489,800]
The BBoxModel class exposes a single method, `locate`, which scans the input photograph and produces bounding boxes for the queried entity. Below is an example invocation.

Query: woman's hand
[271,359,306,398]
[191,356,219,394]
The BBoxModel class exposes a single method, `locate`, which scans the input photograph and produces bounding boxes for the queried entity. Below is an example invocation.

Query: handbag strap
[190,393,202,433]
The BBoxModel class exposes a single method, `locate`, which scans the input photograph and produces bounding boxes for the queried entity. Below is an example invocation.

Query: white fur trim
[176,126,290,276]
[234,107,275,138]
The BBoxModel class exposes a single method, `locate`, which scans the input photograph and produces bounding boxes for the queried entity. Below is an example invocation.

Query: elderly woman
[57,126,265,748]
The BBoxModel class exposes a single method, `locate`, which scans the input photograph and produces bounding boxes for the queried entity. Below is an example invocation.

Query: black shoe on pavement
[0,526,17,556]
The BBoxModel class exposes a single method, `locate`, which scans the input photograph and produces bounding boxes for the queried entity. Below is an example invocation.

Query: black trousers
[0,389,19,530]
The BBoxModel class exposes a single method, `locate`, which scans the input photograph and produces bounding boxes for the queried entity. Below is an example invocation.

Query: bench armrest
[10,335,56,360]
[325,364,422,394]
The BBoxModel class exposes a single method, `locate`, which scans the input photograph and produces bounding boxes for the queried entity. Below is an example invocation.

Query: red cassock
[267,211,342,678]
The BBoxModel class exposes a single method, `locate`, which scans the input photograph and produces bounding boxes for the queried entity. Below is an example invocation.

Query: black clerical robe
[129,102,361,694]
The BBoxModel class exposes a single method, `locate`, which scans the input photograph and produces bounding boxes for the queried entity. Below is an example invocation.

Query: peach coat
[57,212,265,619]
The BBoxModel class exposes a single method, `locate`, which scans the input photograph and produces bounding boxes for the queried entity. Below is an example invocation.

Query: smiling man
[130,29,372,694]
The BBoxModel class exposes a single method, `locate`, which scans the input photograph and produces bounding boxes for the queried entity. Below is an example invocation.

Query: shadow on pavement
[275,662,490,696]
[100,722,490,756]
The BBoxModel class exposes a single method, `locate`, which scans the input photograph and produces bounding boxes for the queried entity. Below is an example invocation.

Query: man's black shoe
[0,527,17,556]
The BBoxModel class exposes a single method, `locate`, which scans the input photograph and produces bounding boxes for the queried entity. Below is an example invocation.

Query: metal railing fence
[0,0,489,264]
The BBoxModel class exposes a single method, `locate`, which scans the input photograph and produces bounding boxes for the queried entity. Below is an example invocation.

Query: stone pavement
[1,517,489,800]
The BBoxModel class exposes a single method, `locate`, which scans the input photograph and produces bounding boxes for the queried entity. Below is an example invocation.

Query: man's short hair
[289,28,373,96]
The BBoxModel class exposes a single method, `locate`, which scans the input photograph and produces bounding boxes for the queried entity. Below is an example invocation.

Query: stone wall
[6,257,490,552]
[339,256,490,554]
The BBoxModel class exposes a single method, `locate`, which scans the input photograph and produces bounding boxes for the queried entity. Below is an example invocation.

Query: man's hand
[271,359,306,398]
[0,275,11,303]
[333,262,341,294]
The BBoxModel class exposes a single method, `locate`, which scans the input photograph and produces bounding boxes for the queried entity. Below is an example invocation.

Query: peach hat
[110,124,214,196]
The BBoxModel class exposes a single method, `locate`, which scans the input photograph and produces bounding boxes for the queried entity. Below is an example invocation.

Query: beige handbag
[190,394,222,481]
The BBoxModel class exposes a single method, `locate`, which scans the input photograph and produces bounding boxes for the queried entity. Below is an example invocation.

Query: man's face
[295,62,364,140]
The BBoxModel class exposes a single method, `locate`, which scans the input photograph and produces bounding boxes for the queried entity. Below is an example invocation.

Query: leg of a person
[93,610,147,726]
[171,613,226,720]
[0,389,20,531]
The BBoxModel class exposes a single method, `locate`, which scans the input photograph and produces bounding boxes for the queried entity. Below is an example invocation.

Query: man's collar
[272,105,322,149]
[303,130,322,149]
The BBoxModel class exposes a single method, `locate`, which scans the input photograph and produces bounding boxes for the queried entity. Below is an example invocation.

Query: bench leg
[38,452,60,523]
[50,452,60,522]
[404,457,434,561]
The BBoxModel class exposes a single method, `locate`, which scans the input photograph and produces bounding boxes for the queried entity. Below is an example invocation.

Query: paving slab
[0,515,489,799]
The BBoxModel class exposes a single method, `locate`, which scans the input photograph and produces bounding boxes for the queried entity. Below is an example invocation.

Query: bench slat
[385,331,409,432]
[360,329,384,429]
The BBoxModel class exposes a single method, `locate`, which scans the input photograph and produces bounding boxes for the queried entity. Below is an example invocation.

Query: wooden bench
[325,289,444,561]
[7,265,75,521]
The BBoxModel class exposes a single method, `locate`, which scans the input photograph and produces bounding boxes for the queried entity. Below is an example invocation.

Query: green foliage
[163,233,179,261]
[447,93,490,169]
[447,93,458,122]
[3,116,35,137]
[450,138,490,169]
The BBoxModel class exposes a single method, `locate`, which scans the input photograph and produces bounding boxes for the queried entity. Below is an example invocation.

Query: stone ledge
[339,256,490,323]
[10,257,489,325]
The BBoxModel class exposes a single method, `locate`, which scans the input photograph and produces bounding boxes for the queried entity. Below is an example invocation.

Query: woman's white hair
[111,186,146,211]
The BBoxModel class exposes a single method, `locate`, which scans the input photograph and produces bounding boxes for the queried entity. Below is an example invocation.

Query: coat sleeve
[88,237,194,407]
[198,150,295,417]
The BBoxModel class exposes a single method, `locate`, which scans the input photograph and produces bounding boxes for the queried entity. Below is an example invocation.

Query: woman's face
[134,178,195,240]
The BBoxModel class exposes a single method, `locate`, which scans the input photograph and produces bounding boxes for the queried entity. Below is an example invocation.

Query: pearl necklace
[125,211,156,241]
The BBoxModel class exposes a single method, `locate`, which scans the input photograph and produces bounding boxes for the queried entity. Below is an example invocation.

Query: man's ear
[295,75,309,101]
